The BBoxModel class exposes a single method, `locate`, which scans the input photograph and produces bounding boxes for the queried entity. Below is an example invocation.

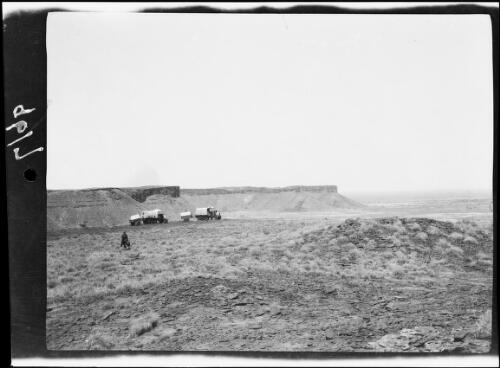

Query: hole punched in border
[24,168,37,182]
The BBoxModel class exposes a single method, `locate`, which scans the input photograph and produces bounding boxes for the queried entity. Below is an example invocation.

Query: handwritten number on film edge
[5,105,44,160]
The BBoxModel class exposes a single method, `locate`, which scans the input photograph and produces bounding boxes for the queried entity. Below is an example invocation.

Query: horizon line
[46,184,492,193]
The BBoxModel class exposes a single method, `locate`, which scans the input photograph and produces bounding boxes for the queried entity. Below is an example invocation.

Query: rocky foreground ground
[47,217,493,352]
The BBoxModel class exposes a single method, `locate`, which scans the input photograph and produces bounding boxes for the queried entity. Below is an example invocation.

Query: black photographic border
[4,2,498,362]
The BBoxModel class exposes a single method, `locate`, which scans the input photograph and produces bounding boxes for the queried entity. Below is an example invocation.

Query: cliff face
[47,188,144,230]
[47,186,181,230]
[48,185,181,202]
[121,186,180,202]
[182,185,338,196]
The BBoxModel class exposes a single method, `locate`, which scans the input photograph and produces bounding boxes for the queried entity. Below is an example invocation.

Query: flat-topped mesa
[46,184,361,230]
[182,185,338,196]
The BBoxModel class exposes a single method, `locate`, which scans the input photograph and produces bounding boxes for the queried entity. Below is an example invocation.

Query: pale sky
[47,13,493,192]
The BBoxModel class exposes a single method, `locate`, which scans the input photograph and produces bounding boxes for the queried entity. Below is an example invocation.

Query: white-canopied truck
[129,214,142,226]
[195,207,222,221]
[129,209,167,225]
[180,211,193,222]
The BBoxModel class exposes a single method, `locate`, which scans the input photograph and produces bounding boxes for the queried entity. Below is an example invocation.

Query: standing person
[121,231,130,249]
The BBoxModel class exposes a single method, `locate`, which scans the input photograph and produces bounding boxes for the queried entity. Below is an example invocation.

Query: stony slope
[183,191,362,213]
[47,217,492,351]
[47,188,144,231]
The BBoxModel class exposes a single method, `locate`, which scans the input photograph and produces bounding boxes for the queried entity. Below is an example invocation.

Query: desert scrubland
[47,189,493,352]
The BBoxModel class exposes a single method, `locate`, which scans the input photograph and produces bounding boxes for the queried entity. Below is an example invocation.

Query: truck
[129,209,167,225]
[180,211,193,222]
[129,214,142,226]
[195,207,222,221]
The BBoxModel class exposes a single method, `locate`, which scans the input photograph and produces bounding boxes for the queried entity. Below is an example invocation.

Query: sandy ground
[46,205,493,352]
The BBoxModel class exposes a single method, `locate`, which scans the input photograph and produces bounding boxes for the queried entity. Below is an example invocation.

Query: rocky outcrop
[121,186,180,202]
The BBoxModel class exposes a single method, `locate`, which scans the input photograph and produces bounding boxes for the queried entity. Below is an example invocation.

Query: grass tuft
[130,312,160,336]
[472,309,492,339]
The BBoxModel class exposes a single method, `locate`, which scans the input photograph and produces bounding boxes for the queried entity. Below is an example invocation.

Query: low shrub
[130,312,160,336]
[448,232,464,241]
[436,238,451,248]
[408,222,421,231]
[359,220,376,232]
[426,226,441,236]
[328,238,338,246]
[60,276,74,284]
[464,236,478,245]
[364,239,377,250]
[448,244,464,256]
[343,242,358,252]
[472,309,492,339]
[86,329,114,349]
[387,235,402,247]
[347,248,362,263]
[415,232,428,241]
[336,235,349,245]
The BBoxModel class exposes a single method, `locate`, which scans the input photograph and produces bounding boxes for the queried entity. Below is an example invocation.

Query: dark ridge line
[182,186,339,195]
[48,185,340,195]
